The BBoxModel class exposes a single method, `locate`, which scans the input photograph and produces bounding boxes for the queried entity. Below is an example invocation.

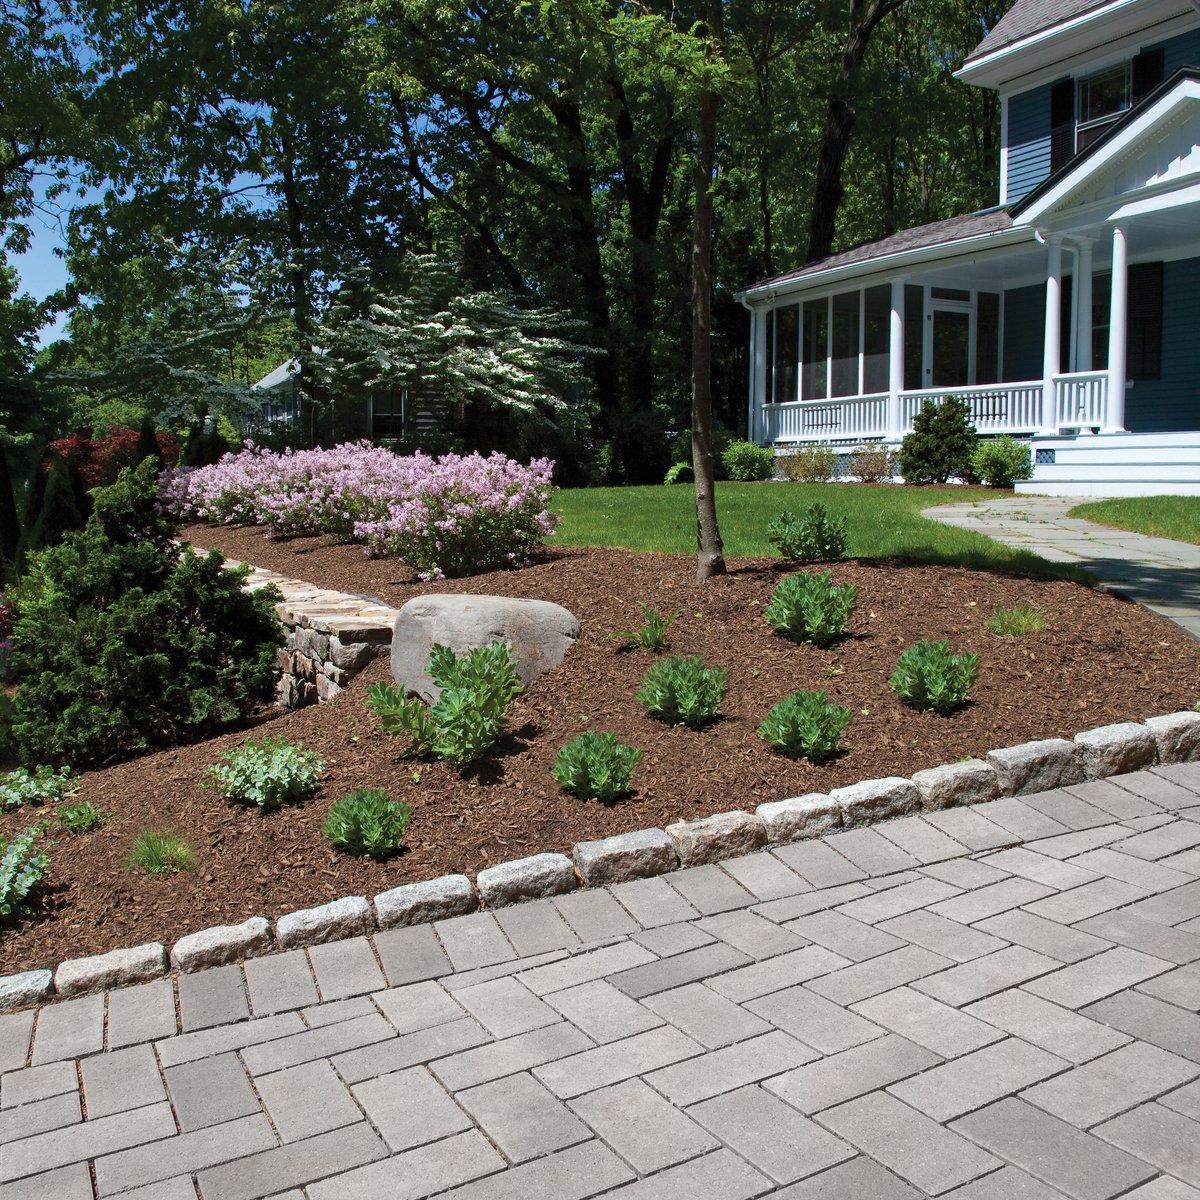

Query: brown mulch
[2,524,1197,975]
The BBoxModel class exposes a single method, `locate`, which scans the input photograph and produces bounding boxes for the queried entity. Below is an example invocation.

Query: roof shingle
[967,0,1112,61]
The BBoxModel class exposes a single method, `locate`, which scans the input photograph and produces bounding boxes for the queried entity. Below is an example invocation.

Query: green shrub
[0,828,51,916]
[777,444,837,483]
[849,444,897,485]
[57,801,110,833]
[899,396,978,485]
[972,436,1034,488]
[758,690,852,761]
[367,640,524,763]
[890,639,980,714]
[11,461,284,766]
[766,502,848,561]
[552,731,642,800]
[322,789,412,859]
[987,601,1046,636]
[609,601,682,653]
[127,831,194,875]
[722,440,776,482]
[0,766,77,811]
[764,571,858,645]
[637,654,728,728]
[203,736,326,808]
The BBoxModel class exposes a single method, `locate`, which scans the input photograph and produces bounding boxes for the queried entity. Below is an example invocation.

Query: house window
[1077,63,1131,150]
[773,306,799,403]
[371,390,405,440]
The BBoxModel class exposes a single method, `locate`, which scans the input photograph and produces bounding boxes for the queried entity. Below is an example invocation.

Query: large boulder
[391,594,581,703]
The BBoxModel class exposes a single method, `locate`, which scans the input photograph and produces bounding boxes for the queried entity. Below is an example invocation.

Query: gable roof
[967,0,1111,62]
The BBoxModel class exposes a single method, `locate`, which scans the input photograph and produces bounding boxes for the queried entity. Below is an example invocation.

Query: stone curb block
[829,777,921,824]
[911,759,1000,811]
[666,810,768,867]
[477,853,577,908]
[1075,722,1158,779]
[0,969,53,1012]
[1144,711,1200,765]
[986,738,1085,796]
[756,794,841,843]
[276,896,374,950]
[573,829,677,887]
[171,917,273,973]
[54,942,168,999]
[375,875,478,929]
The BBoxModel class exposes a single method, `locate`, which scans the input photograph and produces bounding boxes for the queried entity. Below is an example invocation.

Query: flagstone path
[4,764,1200,1199]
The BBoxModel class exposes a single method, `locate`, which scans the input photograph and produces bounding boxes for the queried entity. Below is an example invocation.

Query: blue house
[737,0,1200,495]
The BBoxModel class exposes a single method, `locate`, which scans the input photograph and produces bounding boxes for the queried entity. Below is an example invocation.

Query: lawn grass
[1071,496,1200,546]
[551,482,1093,580]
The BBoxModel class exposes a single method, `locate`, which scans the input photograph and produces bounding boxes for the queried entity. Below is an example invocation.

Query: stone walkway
[5,766,1200,1199]
[923,495,1200,641]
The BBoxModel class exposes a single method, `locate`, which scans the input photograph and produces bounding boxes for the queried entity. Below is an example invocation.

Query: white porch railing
[1054,371,1108,429]
[900,382,1044,434]
[763,394,888,443]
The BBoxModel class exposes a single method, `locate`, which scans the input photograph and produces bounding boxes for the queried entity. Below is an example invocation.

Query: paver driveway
[5,766,1200,1199]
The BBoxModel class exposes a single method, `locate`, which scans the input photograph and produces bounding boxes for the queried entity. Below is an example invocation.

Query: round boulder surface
[391,594,582,702]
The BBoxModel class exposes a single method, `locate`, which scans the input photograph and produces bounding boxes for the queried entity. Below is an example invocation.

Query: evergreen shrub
[764,571,858,645]
[637,654,728,728]
[766,502,848,561]
[552,731,641,800]
[758,690,852,761]
[322,789,412,859]
[722,440,776,481]
[899,396,978,484]
[972,436,1034,488]
[889,639,980,714]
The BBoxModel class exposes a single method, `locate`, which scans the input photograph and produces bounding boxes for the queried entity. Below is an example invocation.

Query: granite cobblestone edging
[4,707,1200,1011]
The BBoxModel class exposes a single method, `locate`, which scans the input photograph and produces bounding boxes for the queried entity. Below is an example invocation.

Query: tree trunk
[692,69,726,583]
[0,447,22,572]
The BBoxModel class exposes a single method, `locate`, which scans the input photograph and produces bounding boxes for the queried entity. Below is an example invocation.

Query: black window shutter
[1127,261,1163,381]
[1132,49,1165,103]
[1049,79,1076,172]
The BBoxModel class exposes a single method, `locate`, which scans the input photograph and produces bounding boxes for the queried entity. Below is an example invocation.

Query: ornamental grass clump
[203,736,326,808]
[767,502,848,561]
[637,655,728,729]
[0,829,51,916]
[609,601,682,653]
[322,789,412,859]
[987,601,1046,636]
[764,571,858,645]
[367,640,524,763]
[759,690,852,762]
[127,831,194,875]
[553,732,642,801]
[161,442,556,581]
[890,639,980,715]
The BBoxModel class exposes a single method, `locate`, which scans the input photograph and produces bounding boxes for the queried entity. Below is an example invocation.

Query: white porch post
[748,307,763,443]
[888,279,905,439]
[1041,234,1063,435]
[1106,224,1128,432]
[1067,244,1078,375]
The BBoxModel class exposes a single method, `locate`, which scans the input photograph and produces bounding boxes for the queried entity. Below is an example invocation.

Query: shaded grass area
[552,482,1094,581]
[1071,496,1200,547]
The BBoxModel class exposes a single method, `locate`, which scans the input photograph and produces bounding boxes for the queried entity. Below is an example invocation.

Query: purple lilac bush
[161,442,556,580]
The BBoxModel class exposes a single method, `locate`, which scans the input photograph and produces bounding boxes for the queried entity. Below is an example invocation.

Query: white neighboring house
[736,0,1200,496]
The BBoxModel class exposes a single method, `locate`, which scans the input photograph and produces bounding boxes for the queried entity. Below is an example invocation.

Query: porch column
[750,306,768,444]
[1106,224,1128,432]
[1074,236,1094,373]
[887,278,905,439]
[1041,234,1063,435]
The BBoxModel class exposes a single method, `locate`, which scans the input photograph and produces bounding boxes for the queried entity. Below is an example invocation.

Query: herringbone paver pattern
[5,764,1200,1199]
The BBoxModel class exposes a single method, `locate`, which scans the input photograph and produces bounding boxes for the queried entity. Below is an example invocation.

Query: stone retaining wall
[275,613,394,708]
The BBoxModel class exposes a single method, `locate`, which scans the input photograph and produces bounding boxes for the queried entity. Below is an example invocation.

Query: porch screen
[802,299,828,400]
[977,293,1000,385]
[904,285,923,390]
[831,291,859,397]
[773,305,800,403]
[863,285,890,393]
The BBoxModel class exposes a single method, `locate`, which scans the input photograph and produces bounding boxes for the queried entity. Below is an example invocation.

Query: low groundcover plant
[553,731,642,801]
[609,601,682,653]
[57,801,110,833]
[637,654,728,728]
[890,639,980,715]
[202,736,326,808]
[767,502,848,562]
[0,766,78,812]
[0,828,51,916]
[323,789,412,859]
[764,571,858,645]
[759,690,852,762]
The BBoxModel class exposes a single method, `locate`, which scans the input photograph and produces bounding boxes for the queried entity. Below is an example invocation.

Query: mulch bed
[2,523,1197,975]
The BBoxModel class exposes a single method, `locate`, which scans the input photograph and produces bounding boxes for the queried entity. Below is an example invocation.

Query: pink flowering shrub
[161,442,556,579]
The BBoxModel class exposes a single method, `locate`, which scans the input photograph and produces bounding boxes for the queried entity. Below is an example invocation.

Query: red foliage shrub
[45,427,181,488]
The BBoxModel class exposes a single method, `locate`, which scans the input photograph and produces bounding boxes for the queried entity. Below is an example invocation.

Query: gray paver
[601,1148,772,1200]
[752,882,872,924]
[1022,947,1173,1008]
[1071,846,1195,892]
[1076,909,1200,964]
[1,1062,76,1110]
[765,1033,939,1114]
[920,808,1018,852]
[30,994,103,1064]
[981,847,1100,890]
[1018,791,1113,831]
[352,1065,473,1151]
[518,941,654,995]
[164,1051,260,1132]
[255,1058,362,1142]
[178,963,249,1031]
[1096,1103,1200,1190]
[974,798,1071,841]
[552,889,640,942]
[1083,989,1200,1062]
[966,989,1131,1063]
[835,878,962,925]
[720,851,810,901]
[878,910,1007,962]
[118,1179,205,1200]
[1128,880,1200,926]
[494,898,581,956]
[460,1071,590,1163]
[706,946,851,1003]
[630,922,715,957]
[772,1156,922,1199]
[940,1164,1078,1198]
[241,1012,396,1075]
[807,945,954,1005]
[452,975,557,1038]
[1139,961,1200,1010]
[1024,878,1151,924]
[534,1025,703,1100]
[643,982,772,1048]
[876,815,972,863]
[770,840,867,888]
[80,1043,165,1118]
[695,909,807,959]
[373,923,451,985]
[308,937,386,1001]
[107,978,177,1048]
[645,1029,816,1106]
[434,1138,631,1200]
[1065,778,1162,820]
[0,1014,33,1075]
[333,1016,490,1084]
[921,858,1012,889]
[824,827,921,875]
[302,996,376,1028]
[0,1093,80,1145]
[853,987,1004,1056]
[610,877,700,927]
[155,1012,305,1069]
[888,1037,1070,1121]
[244,949,318,1015]
[1120,821,1200,860]
[429,1021,592,1093]
[0,1163,92,1200]
[915,946,1063,1007]
[607,942,750,999]
[1122,1179,1200,1200]
[688,1084,854,1184]
[928,878,1055,924]
[543,979,662,1043]
[975,910,1111,963]
[952,1097,1157,1200]
[435,911,516,971]
[665,864,755,914]
[1024,825,1131,860]
[820,1091,1001,1195]
[746,985,884,1054]
[569,1078,717,1174]
[1119,770,1200,808]
[372,980,462,1033]
[786,910,905,961]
